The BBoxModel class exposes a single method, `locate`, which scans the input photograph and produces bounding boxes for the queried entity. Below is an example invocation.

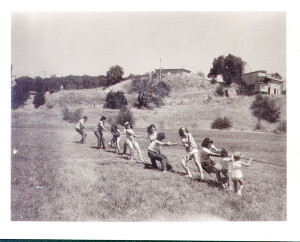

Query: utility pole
[11,65,16,86]
[160,59,162,81]
[43,71,47,79]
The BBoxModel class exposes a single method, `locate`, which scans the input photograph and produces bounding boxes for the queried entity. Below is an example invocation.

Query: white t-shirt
[76,119,85,130]
[148,140,164,153]
[200,147,215,163]
[181,133,197,152]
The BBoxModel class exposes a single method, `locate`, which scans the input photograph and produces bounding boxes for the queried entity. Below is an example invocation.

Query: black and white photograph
[2,1,300,240]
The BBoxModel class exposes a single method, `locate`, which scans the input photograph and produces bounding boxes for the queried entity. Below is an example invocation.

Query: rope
[241,157,286,168]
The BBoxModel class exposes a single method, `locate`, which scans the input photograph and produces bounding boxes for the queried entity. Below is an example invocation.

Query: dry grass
[11,125,286,221]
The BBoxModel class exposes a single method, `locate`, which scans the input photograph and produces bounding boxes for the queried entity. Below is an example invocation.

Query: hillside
[11,75,286,132]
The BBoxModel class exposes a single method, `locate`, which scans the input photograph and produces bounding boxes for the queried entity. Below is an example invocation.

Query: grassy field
[11,124,286,221]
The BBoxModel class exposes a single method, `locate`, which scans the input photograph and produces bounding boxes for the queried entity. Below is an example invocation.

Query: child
[108,124,121,155]
[179,127,204,180]
[148,132,176,172]
[75,116,88,144]
[94,116,106,149]
[123,122,144,162]
[147,124,157,142]
[200,137,224,184]
[218,148,232,189]
[230,152,252,196]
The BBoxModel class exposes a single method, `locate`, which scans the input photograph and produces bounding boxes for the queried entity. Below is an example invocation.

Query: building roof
[243,70,267,75]
[154,68,191,72]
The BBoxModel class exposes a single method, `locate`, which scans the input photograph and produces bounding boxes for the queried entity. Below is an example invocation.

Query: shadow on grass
[74,141,83,144]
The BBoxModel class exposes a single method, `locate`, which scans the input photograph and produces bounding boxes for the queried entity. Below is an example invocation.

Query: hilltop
[11,75,286,132]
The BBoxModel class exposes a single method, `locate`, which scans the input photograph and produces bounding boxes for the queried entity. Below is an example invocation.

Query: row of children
[76,116,252,196]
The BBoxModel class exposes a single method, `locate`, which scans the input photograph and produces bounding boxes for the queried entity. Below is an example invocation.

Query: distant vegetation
[250,94,280,123]
[104,91,128,109]
[62,107,83,123]
[116,106,135,126]
[106,65,124,86]
[128,75,171,109]
[215,84,224,96]
[211,116,232,130]
[207,54,246,86]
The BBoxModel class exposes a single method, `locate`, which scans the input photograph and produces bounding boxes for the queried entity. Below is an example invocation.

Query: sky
[11,12,286,78]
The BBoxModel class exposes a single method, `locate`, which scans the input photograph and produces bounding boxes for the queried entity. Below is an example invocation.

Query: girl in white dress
[231,152,252,196]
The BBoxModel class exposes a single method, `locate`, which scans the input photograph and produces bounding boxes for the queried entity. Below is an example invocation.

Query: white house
[243,70,285,95]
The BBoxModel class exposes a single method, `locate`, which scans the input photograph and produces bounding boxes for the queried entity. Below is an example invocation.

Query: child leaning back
[147,132,177,172]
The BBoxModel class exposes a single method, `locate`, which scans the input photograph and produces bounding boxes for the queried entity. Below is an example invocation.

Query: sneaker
[185,174,193,178]
[162,171,167,173]
[237,191,242,196]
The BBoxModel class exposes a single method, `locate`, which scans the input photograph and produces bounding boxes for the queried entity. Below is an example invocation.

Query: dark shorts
[201,161,214,174]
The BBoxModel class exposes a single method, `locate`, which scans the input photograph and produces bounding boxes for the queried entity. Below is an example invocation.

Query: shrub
[250,94,280,123]
[128,75,171,108]
[276,120,287,133]
[210,78,217,85]
[104,91,128,109]
[215,85,224,96]
[47,103,54,109]
[62,107,83,123]
[239,83,255,96]
[116,106,135,126]
[211,116,232,130]
[254,121,263,130]
[33,92,46,108]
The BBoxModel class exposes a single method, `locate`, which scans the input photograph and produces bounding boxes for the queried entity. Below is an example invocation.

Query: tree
[250,94,280,123]
[116,106,135,126]
[11,76,35,109]
[207,54,246,86]
[33,77,46,108]
[104,91,128,109]
[128,75,171,108]
[106,65,124,86]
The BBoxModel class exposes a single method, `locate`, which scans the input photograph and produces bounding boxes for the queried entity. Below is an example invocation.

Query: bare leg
[192,153,204,180]
[126,140,134,160]
[237,179,244,195]
[116,137,121,155]
[133,141,144,162]
[181,156,192,178]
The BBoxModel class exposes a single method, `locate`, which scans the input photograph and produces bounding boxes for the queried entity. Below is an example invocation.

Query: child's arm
[99,122,106,131]
[126,129,137,137]
[242,158,252,167]
[161,141,177,146]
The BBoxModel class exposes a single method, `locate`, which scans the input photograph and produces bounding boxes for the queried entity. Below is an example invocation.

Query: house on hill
[154,68,192,78]
[243,70,285,95]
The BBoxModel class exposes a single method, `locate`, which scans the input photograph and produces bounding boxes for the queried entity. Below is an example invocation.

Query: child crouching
[147,132,177,173]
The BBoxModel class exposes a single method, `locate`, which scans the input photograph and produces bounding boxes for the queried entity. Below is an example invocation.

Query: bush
[33,92,46,108]
[239,84,255,96]
[116,106,135,126]
[104,91,128,109]
[215,85,224,96]
[62,107,83,123]
[210,78,217,85]
[250,94,280,123]
[211,116,232,130]
[128,75,171,108]
[276,120,287,133]
[254,121,263,130]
